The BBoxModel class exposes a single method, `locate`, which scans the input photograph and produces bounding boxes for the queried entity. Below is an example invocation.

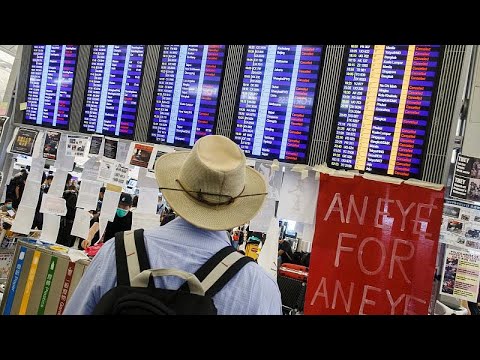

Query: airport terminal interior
[0,44,479,315]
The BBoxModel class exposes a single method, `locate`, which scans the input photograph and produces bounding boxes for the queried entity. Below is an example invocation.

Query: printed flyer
[440,199,480,251]
[42,131,61,160]
[129,143,154,168]
[66,135,89,157]
[89,135,103,155]
[440,247,480,302]
[451,153,480,201]
[10,128,39,156]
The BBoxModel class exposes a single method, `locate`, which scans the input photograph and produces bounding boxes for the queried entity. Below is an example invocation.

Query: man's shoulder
[240,261,278,289]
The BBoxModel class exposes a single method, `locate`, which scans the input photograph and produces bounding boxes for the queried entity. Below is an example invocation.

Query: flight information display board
[81,45,146,139]
[328,45,444,178]
[24,45,79,129]
[149,45,227,148]
[231,45,324,163]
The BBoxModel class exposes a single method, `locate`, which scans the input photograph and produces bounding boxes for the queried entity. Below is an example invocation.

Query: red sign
[304,174,444,315]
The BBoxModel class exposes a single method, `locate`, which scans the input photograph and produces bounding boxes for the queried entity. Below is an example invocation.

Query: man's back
[64,217,282,315]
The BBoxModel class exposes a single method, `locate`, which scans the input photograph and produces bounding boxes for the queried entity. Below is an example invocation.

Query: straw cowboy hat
[155,135,267,231]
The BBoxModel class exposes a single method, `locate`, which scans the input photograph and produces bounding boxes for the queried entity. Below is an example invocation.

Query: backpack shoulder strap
[202,251,254,297]
[180,246,254,297]
[114,229,150,286]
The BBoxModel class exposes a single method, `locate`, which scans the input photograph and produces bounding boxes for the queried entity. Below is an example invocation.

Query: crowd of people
[1,167,175,249]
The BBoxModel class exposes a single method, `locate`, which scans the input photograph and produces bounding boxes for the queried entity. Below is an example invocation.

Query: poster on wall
[304,173,445,315]
[66,135,89,157]
[42,131,61,160]
[10,127,39,156]
[89,135,103,155]
[103,138,118,160]
[277,170,318,224]
[98,161,114,183]
[451,153,480,201]
[128,143,154,168]
[440,199,480,251]
[440,247,480,302]
[115,140,130,163]
[255,162,283,200]
[111,162,130,187]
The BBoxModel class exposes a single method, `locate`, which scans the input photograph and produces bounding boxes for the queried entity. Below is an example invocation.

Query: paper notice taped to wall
[115,140,130,164]
[39,214,61,244]
[111,162,129,187]
[71,208,92,240]
[137,188,159,214]
[76,180,102,211]
[101,190,121,221]
[277,170,319,224]
[40,194,67,216]
[20,179,42,208]
[48,169,69,198]
[249,198,276,233]
[11,205,36,235]
[82,157,101,181]
[257,217,280,281]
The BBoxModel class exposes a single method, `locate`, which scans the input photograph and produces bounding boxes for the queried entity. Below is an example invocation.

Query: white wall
[0,48,16,102]
[463,48,480,158]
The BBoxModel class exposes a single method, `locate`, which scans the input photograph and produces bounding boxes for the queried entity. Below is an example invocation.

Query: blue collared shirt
[64,217,282,315]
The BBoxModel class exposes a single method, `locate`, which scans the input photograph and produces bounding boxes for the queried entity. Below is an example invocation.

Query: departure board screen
[24,45,79,129]
[328,45,444,179]
[81,45,146,139]
[149,45,227,148]
[231,45,324,163]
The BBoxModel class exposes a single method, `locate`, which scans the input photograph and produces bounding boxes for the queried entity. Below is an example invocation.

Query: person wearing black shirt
[7,169,28,210]
[278,238,294,265]
[160,207,176,226]
[95,187,106,213]
[81,193,133,249]
[56,175,78,247]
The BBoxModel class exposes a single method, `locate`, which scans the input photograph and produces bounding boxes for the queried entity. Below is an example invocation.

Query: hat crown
[178,136,246,205]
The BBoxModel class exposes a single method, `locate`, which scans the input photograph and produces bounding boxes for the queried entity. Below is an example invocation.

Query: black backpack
[93,229,254,315]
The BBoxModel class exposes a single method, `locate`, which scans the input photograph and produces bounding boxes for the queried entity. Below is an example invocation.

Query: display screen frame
[23,45,80,130]
[79,44,147,140]
[147,44,229,149]
[229,45,325,165]
[326,44,445,180]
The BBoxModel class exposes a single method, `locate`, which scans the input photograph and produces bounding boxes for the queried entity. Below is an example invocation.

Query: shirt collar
[164,217,232,246]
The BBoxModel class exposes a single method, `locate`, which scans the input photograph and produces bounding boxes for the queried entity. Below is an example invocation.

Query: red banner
[304,174,444,315]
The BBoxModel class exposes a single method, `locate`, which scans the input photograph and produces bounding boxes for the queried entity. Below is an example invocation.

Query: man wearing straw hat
[65,135,282,315]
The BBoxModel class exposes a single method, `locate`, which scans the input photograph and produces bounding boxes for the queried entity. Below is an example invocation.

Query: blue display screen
[149,45,227,148]
[232,45,324,163]
[81,45,146,139]
[24,45,79,129]
[328,45,443,179]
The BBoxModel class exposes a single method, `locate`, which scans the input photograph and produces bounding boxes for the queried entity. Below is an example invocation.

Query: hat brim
[155,151,267,231]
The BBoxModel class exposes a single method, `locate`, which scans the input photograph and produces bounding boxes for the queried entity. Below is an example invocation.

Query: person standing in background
[56,174,78,247]
[157,193,165,215]
[81,193,133,249]
[278,237,294,266]
[7,169,28,210]
[42,175,53,193]
[96,187,105,213]
[131,195,138,211]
